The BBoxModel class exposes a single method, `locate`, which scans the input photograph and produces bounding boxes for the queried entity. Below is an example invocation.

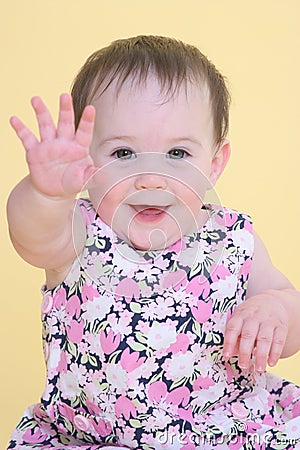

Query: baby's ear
[209,139,231,186]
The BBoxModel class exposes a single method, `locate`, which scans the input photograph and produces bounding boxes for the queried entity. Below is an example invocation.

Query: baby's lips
[130,205,170,224]
[131,205,168,213]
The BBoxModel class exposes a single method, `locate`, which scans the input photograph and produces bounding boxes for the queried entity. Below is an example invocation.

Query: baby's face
[88,76,229,251]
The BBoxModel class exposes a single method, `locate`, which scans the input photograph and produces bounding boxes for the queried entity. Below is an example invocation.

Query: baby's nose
[134,172,167,190]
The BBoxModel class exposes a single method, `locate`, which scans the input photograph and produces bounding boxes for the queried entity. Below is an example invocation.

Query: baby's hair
[71,35,230,145]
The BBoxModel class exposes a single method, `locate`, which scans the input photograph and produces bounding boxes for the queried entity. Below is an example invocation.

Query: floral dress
[8,199,300,450]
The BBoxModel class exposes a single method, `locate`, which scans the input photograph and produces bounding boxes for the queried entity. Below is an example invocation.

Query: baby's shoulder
[207,204,253,230]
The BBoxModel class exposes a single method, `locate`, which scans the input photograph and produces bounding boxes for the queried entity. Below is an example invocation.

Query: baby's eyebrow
[98,135,203,147]
[167,137,203,147]
[97,135,135,146]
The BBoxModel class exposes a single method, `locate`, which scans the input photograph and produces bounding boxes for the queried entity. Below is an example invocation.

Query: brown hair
[71,35,230,145]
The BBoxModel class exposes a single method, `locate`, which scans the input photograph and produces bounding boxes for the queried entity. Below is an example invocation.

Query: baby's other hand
[10,94,98,199]
[223,292,289,372]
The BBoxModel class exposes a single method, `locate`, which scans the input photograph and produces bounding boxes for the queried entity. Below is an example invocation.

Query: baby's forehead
[92,73,211,106]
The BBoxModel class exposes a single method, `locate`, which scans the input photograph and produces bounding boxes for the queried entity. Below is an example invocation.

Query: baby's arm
[7,94,98,272]
[223,231,300,372]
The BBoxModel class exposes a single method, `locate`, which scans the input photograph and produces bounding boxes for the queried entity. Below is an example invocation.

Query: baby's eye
[113,148,136,160]
[167,148,189,159]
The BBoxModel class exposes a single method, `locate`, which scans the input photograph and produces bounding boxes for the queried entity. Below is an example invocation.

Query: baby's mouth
[131,205,169,222]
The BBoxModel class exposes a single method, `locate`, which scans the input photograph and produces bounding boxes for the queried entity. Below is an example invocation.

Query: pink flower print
[120,348,146,372]
[115,278,140,303]
[244,219,253,233]
[115,396,137,420]
[210,264,231,282]
[244,421,261,434]
[80,202,95,225]
[279,394,294,408]
[91,417,113,437]
[215,211,238,227]
[292,401,300,417]
[82,283,100,303]
[66,319,84,344]
[33,403,47,421]
[65,295,81,319]
[166,386,190,407]
[78,341,89,355]
[238,258,252,281]
[255,444,266,450]
[53,287,66,309]
[225,361,235,383]
[191,299,213,323]
[23,428,47,444]
[180,445,196,450]
[58,402,75,422]
[136,320,150,334]
[148,381,167,403]
[58,350,68,374]
[169,239,186,253]
[193,376,215,390]
[86,399,103,415]
[262,414,276,426]
[163,269,187,291]
[167,333,190,354]
[228,436,247,449]
[120,426,136,445]
[47,404,55,421]
[100,328,121,354]
[186,275,210,299]
[178,405,195,426]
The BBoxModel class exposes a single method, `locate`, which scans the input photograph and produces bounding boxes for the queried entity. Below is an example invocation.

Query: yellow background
[1,0,300,447]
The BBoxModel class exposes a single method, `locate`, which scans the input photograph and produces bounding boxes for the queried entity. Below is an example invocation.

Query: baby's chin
[127,229,170,252]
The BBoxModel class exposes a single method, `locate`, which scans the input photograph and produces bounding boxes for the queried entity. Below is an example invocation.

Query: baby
[7,35,300,449]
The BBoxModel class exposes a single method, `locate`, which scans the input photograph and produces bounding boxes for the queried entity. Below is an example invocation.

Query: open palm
[10,94,98,198]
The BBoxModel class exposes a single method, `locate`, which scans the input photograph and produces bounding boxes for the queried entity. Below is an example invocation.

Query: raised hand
[10,94,98,198]
[223,292,289,373]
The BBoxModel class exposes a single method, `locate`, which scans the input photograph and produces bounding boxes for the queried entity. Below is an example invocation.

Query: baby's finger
[237,320,259,369]
[253,325,274,372]
[75,105,95,148]
[10,116,39,152]
[31,96,56,141]
[223,316,243,359]
[268,325,288,367]
[57,94,75,139]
